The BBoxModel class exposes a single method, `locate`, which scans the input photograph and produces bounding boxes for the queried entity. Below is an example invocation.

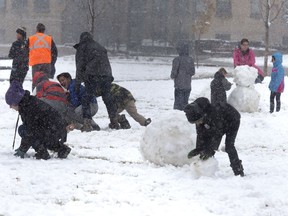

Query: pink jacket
[233,48,264,76]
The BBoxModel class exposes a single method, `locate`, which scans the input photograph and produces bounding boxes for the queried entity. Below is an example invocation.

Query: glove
[199,149,215,160]
[14,148,26,158]
[187,148,203,159]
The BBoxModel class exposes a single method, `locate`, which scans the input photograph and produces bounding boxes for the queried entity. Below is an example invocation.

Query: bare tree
[79,0,106,37]
[258,0,287,75]
[192,0,214,68]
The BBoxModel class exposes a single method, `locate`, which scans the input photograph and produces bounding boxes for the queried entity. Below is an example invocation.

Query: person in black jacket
[210,68,232,104]
[74,32,119,131]
[184,97,244,177]
[5,81,71,160]
[8,27,29,85]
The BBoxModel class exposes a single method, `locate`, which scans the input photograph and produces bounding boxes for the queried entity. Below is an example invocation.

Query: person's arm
[233,49,239,67]
[170,57,180,79]
[51,40,58,65]
[222,78,232,91]
[8,42,17,59]
[248,49,256,66]
[189,57,195,77]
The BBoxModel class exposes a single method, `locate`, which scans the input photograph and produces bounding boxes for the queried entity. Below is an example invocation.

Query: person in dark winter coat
[57,72,100,131]
[171,43,195,110]
[269,52,285,113]
[8,27,29,85]
[5,81,71,160]
[95,83,151,129]
[210,68,232,104]
[74,32,119,131]
[184,97,244,177]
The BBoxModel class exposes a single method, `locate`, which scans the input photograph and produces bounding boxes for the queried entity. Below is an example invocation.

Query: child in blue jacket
[269,52,285,113]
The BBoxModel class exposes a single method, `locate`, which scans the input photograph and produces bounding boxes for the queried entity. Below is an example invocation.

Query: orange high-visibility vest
[29,33,52,66]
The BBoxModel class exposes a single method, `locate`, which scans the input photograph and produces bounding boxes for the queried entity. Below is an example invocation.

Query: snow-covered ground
[1,55,288,216]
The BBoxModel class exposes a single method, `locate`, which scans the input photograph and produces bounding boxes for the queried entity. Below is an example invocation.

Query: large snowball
[228,65,260,112]
[140,110,196,166]
[233,65,258,87]
[228,86,260,112]
[190,156,219,178]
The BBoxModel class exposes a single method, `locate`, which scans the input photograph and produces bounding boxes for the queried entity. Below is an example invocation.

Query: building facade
[0,0,287,49]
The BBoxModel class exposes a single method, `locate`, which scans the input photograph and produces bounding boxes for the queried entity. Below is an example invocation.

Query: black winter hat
[184,97,210,123]
[16,27,26,39]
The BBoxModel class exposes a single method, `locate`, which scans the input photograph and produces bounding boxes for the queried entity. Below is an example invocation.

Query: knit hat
[16,27,26,39]
[184,97,210,123]
[5,80,25,106]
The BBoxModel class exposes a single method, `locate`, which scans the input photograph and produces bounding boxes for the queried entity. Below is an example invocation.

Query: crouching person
[96,83,151,129]
[5,80,71,160]
[57,72,100,131]
[184,97,244,177]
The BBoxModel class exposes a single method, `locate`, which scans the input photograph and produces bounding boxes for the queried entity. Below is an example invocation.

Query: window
[215,33,231,41]
[34,0,50,13]
[216,0,232,18]
[250,0,261,19]
[12,0,27,9]
[0,0,6,11]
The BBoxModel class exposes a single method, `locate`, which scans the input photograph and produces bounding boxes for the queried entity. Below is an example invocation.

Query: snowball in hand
[228,65,260,113]
[140,111,196,166]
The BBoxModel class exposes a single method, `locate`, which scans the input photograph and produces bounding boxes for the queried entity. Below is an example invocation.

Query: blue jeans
[173,88,191,111]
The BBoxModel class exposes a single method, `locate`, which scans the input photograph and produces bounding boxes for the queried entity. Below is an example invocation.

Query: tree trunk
[263,0,270,76]
[264,24,269,76]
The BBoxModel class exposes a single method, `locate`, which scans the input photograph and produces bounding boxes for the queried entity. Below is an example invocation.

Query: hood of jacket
[177,43,189,56]
[272,52,283,68]
[74,32,93,49]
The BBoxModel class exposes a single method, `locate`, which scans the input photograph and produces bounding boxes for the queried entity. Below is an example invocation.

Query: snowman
[228,65,260,113]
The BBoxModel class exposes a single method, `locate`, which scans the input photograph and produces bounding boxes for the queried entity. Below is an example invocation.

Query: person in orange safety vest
[28,23,57,81]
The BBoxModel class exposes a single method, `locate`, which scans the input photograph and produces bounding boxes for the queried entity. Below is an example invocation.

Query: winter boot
[270,102,274,113]
[230,160,244,177]
[144,118,151,126]
[35,145,51,160]
[276,101,281,112]
[81,118,93,132]
[118,114,131,129]
[109,117,120,130]
[92,124,101,131]
[58,144,71,159]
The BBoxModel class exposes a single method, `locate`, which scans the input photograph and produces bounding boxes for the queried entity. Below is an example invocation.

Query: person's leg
[225,120,244,176]
[276,92,281,112]
[125,100,146,126]
[81,78,98,131]
[270,91,276,113]
[182,89,191,110]
[99,78,119,129]
[173,88,182,110]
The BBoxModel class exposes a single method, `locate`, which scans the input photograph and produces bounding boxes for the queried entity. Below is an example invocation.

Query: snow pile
[140,110,195,166]
[190,157,219,178]
[228,65,260,112]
